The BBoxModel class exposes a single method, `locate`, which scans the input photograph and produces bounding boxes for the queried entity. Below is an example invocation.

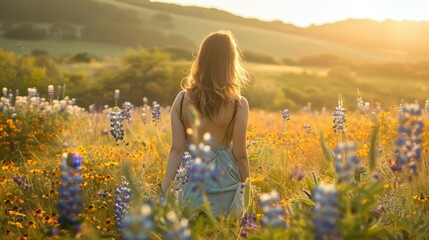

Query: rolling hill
[0,0,428,62]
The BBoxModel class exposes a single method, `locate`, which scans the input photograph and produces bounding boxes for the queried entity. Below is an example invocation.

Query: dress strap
[222,100,239,144]
[179,92,188,141]
[179,91,185,124]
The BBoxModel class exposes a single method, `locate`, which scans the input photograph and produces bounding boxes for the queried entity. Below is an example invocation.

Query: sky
[152,0,429,27]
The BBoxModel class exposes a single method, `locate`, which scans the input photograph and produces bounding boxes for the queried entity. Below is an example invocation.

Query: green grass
[0,37,126,57]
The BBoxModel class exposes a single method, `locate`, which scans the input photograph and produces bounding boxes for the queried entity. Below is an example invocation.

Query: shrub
[4,23,47,40]
[243,50,281,65]
[31,49,49,57]
[161,46,194,61]
[68,52,92,64]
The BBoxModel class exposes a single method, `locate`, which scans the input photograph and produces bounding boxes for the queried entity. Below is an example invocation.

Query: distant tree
[50,21,78,39]
[243,50,281,65]
[68,52,92,63]
[151,12,174,28]
[0,49,61,95]
[31,48,49,57]
[161,46,194,61]
[165,33,195,48]
[281,57,297,65]
[95,49,186,106]
[4,23,47,40]
[298,54,355,68]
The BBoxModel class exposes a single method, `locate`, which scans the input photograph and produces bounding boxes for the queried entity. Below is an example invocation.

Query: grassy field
[0,37,126,57]
[1,90,429,239]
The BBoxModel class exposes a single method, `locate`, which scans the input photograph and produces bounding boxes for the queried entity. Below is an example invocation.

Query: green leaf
[320,131,334,162]
[123,161,142,202]
[291,198,315,207]
[369,124,380,171]
[306,177,315,191]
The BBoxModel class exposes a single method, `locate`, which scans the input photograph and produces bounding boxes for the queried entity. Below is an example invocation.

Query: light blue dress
[177,145,244,218]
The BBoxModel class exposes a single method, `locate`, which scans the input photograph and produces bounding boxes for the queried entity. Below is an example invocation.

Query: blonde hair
[182,30,248,121]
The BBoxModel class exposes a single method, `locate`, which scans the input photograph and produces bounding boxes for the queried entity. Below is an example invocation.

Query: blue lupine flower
[282,109,290,122]
[122,102,133,120]
[188,157,221,189]
[98,189,109,198]
[110,106,125,144]
[390,103,424,177]
[303,123,311,134]
[240,214,258,238]
[333,95,347,134]
[114,177,131,234]
[372,172,380,181]
[177,142,222,191]
[312,183,340,240]
[48,85,54,99]
[0,102,3,112]
[164,212,193,240]
[57,153,84,234]
[173,152,192,191]
[2,87,7,97]
[114,89,120,101]
[152,102,161,123]
[122,204,155,240]
[372,204,385,218]
[258,191,286,228]
[333,142,360,183]
[8,93,14,105]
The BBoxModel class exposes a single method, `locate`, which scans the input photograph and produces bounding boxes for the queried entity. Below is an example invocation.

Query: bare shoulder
[171,90,186,111]
[238,96,249,111]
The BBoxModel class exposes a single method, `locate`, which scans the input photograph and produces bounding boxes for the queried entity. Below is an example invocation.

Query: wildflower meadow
[1,86,429,240]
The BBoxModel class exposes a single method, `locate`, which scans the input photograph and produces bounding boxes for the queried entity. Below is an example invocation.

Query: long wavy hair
[182,30,249,121]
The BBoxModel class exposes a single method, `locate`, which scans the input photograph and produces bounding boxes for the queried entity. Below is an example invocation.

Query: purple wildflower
[258,191,286,228]
[240,214,258,238]
[152,102,161,123]
[312,183,340,240]
[282,109,290,122]
[333,95,347,134]
[114,177,131,234]
[122,204,155,240]
[57,153,84,234]
[164,212,193,240]
[334,142,360,183]
[110,106,125,144]
[389,103,424,178]
[122,102,133,120]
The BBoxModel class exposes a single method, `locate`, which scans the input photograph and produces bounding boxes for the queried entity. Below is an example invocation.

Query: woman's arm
[161,92,187,193]
[232,97,250,182]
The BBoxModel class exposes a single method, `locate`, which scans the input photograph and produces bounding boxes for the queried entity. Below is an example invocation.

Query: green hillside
[2,0,426,61]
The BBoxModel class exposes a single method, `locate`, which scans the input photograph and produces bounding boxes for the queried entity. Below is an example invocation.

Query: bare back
[179,91,237,146]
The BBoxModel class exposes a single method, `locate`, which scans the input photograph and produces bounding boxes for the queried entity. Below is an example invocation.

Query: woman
[161,30,250,218]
